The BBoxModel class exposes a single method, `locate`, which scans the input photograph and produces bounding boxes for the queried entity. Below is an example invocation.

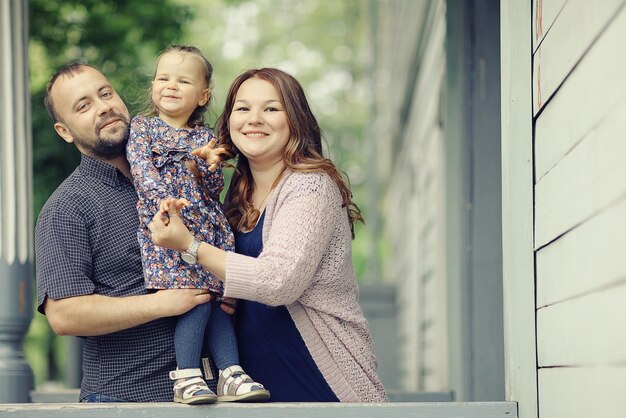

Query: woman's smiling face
[228,78,291,168]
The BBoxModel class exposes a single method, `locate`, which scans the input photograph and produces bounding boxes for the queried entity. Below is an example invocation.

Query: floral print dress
[126,115,234,293]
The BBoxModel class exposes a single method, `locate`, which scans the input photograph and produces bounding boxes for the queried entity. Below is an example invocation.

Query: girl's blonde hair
[142,44,213,127]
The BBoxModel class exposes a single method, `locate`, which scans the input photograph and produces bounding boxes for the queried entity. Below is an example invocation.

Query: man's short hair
[44,62,95,123]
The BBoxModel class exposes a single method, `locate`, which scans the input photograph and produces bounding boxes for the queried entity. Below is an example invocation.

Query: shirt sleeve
[224,174,339,306]
[126,116,168,225]
[35,197,95,314]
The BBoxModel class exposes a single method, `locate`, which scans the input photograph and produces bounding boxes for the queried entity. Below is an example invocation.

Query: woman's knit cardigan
[224,170,387,402]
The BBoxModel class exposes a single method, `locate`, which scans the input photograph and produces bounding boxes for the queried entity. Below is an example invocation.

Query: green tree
[30,0,193,218]
[28,0,194,386]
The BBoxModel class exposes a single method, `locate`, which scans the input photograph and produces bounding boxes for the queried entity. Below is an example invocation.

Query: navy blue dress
[234,211,339,402]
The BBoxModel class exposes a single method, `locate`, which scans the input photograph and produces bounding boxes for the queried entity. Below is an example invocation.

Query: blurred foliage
[29,0,192,218]
[178,0,377,279]
[28,0,382,388]
[28,0,193,387]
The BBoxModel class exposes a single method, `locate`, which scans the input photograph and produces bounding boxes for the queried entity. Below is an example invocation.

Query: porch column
[0,0,35,403]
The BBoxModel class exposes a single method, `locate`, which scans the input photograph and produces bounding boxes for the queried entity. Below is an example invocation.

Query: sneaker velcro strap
[216,365,270,401]
[173,377,206,391]
[169,368,203,380]
[220,365,244,380]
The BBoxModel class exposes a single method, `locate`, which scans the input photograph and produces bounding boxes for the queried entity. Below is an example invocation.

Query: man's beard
[73,112,130,159]
[82,136,128,158]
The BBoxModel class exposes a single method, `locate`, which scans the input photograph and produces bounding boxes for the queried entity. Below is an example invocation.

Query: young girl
[126,45,269,405]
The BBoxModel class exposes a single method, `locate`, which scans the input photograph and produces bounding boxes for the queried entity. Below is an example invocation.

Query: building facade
[372,0,504,401]
[376,0,626,416]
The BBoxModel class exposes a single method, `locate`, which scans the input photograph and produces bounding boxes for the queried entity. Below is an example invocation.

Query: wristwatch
[181,237,201,264]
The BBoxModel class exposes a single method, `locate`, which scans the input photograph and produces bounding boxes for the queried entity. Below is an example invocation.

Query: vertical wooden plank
[468,0,504,402]
[445,0,472,401]
[501,0,538,417]
[447,0,504,401]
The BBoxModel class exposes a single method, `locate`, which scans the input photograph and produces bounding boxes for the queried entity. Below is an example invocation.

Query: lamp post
[0,0,35,403]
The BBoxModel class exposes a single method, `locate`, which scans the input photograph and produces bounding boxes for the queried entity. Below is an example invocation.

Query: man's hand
[154,289,213,317]
[44,289,212,337]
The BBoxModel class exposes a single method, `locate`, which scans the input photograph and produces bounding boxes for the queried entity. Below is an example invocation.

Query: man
[36,63,224,402]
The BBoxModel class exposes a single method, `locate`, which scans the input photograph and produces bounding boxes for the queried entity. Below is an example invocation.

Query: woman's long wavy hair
[141,44,213,128]
[216,68,364,235]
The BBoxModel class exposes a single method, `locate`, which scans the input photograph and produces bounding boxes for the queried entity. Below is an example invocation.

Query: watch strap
[182,237,201,264]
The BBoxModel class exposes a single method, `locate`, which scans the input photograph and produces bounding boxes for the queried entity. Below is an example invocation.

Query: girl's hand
[150,199,194,252]
[192,138,228,171]
[159,197,191,221]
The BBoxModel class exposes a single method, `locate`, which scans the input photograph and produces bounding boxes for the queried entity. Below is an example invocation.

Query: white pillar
[0,0,35,403]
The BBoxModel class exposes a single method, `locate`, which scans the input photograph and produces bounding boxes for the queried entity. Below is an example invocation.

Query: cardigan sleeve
[224,174,340,306]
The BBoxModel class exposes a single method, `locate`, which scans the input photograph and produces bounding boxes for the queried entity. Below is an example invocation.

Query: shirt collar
[78,154,133,189]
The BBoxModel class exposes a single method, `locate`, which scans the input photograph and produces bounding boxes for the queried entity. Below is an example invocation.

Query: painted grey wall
[445,0,505,401]
[359,284,399,391]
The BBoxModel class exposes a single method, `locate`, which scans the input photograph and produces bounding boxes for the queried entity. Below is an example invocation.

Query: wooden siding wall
[532,0,626,417]
[375,0,448,392]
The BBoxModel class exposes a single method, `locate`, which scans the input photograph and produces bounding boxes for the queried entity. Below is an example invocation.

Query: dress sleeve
[126,116,168,225]
[224,174,339,306]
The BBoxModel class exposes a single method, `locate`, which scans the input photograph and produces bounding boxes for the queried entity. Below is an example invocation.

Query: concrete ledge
[30,389,455,403]
[387,391,453,402]
[1,402,517,417]
[29,389,80,403]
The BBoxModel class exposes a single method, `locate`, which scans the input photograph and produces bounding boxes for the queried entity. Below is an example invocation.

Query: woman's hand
[149,198,194,252]
[219,297,238,315]
[192,138,228,171]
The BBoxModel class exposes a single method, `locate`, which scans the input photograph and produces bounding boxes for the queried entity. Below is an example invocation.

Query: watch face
[182,252,196,264]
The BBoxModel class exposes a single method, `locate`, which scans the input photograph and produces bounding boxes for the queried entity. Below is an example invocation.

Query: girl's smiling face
[151,51,210,128]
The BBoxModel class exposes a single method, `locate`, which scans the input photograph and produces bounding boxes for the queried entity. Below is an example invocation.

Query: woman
[150,68,387,403]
